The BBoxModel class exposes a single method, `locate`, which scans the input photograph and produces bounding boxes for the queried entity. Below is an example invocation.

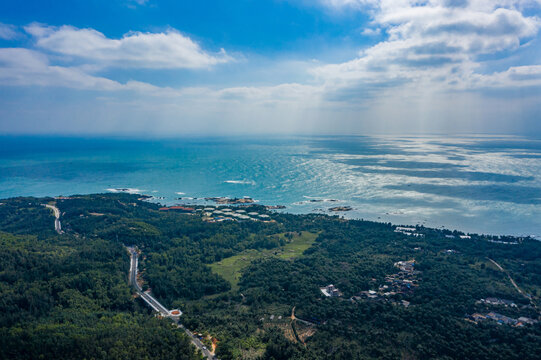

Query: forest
[0,193,540,359]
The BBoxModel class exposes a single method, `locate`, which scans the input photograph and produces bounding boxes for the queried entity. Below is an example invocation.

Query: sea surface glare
[1,135,540,238]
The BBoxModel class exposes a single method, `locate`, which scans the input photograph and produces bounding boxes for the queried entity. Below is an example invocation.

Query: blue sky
[1,0,541,135]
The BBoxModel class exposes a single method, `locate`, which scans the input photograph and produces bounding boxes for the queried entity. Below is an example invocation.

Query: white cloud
[0,48,123,90]
[321,0,541,10]
[125,0,152,9]
[313,0,541,92]
[472,64,541,88]
[24,24,232,69]
[0,23,18,40]
[361,27,381,36]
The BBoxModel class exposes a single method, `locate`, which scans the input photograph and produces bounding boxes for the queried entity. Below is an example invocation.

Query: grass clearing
[209,231,318,290]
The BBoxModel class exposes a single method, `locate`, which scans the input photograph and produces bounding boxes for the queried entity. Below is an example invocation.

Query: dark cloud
[399,56,458,68]
[410,42,461,55]
[428,13,530,38]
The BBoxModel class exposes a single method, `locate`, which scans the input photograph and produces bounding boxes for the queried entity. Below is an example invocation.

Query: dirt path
[487,258,528,298]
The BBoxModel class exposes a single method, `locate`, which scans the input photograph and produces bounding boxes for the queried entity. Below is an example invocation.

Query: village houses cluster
[350,259,420,307]
[159,205,272,223]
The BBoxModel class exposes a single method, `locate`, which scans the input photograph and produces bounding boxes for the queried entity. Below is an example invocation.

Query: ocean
[1,135,540,238]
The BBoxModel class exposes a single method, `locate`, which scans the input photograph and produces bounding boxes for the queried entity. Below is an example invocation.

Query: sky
[0,0,541,136]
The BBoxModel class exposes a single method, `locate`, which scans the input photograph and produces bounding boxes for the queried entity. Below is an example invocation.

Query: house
[482,298,517,307]
[320,284,342,297]
[486,312,517,325]
[470,313,486,322]
[358,290,379,299]
[395,227,416,232]
[394,260,416,272]
[517,317,537,325]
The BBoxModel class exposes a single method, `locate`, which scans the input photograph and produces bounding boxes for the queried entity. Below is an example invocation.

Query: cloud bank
[0,1,540,135]
[314,0,541,93]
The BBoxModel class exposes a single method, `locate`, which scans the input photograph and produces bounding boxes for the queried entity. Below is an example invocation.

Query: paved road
[128,250,170,315]
[127,247,215,359]
[44,204,62,234]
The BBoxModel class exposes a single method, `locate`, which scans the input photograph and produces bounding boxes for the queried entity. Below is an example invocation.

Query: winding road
[44,204,62,234]
[127,247,214,359]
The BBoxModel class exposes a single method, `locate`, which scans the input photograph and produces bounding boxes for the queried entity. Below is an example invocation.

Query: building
[470,313,486,322]
[395,227,416,232]
[481,298,517,307]
[320,284,341,297]
[486,312,517,325]
[394,227,424,237]
[394,260,416,272]
[517,317,537,325]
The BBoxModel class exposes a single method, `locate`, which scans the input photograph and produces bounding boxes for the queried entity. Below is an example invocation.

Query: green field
[209,231,318,290]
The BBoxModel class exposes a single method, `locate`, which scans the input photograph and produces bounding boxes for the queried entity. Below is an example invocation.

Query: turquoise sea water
[0,135,540,238]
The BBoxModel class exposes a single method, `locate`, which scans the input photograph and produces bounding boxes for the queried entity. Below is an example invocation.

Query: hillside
[0,193,540,360]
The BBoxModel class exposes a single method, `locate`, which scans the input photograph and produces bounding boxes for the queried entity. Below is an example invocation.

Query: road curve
[126,247,215,359]
[44,204,62,234]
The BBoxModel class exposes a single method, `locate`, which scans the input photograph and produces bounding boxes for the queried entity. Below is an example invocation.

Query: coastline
[5,188,537,241]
